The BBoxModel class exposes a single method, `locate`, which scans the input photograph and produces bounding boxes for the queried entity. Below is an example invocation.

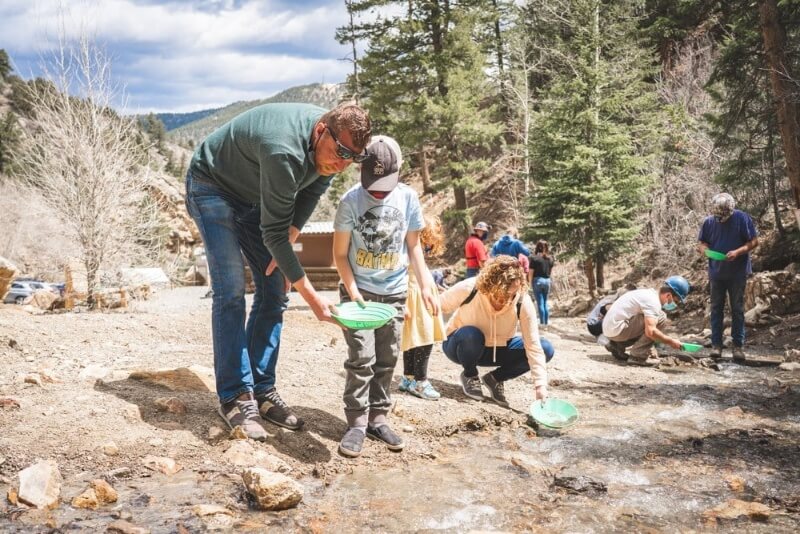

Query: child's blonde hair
[420,215,444,257]
[476,255,529,299]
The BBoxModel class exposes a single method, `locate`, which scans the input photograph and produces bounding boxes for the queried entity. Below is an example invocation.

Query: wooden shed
[295,221,335,268]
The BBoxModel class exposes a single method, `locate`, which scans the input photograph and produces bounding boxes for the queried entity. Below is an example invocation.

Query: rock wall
[744,269,800,316]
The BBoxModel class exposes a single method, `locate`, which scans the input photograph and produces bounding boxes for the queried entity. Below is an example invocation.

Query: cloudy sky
[0,0,365,113]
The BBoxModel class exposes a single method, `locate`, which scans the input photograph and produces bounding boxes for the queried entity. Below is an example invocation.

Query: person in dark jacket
[528,240,554,325]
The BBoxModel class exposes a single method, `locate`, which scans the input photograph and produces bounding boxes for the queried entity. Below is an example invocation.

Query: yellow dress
[401,271,446,352]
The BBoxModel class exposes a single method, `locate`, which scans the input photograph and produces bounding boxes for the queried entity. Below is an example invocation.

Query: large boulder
[0,256,18,301]
[241,468,303,511]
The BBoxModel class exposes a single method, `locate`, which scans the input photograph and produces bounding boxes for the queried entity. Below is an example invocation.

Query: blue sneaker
[413,380,441,400]
[399,376,416,392]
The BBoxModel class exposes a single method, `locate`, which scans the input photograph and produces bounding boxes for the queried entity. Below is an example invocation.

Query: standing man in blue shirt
[697,193,758,361]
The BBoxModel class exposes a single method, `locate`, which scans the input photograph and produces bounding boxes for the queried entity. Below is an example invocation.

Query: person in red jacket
[464,221,490,278]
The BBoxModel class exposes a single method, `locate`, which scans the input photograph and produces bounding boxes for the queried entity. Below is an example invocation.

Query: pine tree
[0,49,12,84]
[527,0,660,293]
[338,1,503,216]
[0,111,21,175]
[645,0,800,230]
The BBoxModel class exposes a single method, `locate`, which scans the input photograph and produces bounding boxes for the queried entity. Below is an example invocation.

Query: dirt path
[1,287,798,532]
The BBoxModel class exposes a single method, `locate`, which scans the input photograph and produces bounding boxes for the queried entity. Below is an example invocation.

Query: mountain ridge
[166,82,347,145]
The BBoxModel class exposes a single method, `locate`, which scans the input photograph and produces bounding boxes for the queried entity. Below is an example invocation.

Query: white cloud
[0,0,363,111]
[1,0,349,53]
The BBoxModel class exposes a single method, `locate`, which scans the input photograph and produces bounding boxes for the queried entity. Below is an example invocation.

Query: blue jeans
[533,277,551,325]
[465,267,480,279]
[442,326,554,381]
[185,171,289,403]
[710,277,746,348]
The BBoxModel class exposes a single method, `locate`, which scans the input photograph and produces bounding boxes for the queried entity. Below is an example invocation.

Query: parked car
[3,281,36,304]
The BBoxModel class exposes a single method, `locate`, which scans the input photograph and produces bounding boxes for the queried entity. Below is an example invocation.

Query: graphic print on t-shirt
[354,205,405,270]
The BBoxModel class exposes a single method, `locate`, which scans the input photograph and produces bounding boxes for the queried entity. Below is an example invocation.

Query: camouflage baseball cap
[711,193,735,221]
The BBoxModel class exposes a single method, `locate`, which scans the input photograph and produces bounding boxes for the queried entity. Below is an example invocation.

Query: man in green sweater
[186,103,371,440]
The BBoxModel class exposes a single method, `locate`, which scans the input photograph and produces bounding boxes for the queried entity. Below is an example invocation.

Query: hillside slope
[169,83,346,145]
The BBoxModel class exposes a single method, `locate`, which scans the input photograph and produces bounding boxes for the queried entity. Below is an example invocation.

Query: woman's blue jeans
[710,277,746,348]
[442,326,554,381]
[533,277,551,325]
[185,171,288,403]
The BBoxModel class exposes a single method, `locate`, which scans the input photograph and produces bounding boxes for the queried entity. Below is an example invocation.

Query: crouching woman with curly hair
[439,255,554,408]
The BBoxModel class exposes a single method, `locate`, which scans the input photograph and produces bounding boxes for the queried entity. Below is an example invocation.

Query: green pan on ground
[704,249,728,261]
[681,342,703,352]
[331,301,397,330]
[529,398,579,429]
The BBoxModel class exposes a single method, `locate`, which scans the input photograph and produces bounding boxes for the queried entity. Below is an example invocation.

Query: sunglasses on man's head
[326,127,369,163]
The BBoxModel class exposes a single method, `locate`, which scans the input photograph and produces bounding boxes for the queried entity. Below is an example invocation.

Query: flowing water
[292,363,800,532]
[3,362,798,532]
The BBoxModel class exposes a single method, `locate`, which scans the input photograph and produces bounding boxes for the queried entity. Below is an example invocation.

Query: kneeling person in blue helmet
[601,276,690,367]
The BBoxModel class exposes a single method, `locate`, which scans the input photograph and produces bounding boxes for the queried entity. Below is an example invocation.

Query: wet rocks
[553,474,607,495]
[241,467,303,510]
[192,504,235,529]
[722,406,745,417]
[107,519,151,534]
[71,479,118,509]
[702,499,770,522]
[778,362,800,372]
[16,460,62,509]
[154,397,187,414]
[142,455,182,475]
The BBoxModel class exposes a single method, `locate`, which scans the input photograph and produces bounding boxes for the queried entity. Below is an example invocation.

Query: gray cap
[361,135,402,192]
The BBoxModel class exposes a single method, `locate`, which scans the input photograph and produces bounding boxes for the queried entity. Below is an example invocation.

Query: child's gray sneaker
[460,371,483,401]
[481,372,509,408]
[218,392,268,441]
[338,427,366,458]
[366,424,405,451]
[256,387,304,431]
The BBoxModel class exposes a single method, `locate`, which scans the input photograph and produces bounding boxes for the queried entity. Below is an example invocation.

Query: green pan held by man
[601,275,691,367]
[185,102,371,441]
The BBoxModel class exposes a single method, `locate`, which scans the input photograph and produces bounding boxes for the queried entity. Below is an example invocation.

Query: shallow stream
[3,362,799,532]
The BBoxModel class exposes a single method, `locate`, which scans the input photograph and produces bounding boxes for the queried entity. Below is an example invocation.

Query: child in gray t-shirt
[333,135,438,458]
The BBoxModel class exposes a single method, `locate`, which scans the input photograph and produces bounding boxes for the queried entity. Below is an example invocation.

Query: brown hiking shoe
[628,356,660,367]
[710,346,723,360]
[732,346,746,363]
[605,342,628,361]
[218,392,268,441]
